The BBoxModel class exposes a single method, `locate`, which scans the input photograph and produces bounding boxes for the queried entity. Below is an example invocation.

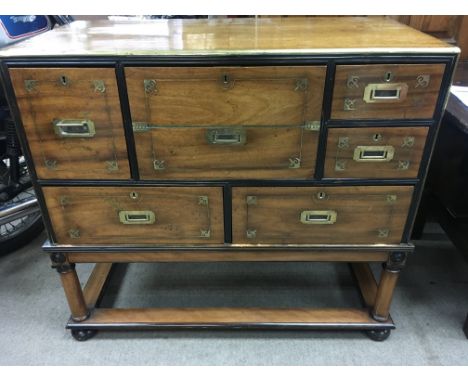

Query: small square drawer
[42,186,224,245]
[232,186,413,245]
[126,66,326,179]
[324,127,429,178]
[9,68,130,179]
[331,64,445,120]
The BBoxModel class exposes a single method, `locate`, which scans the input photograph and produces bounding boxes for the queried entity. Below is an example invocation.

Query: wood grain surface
[372,269,400,320]
[0,17,456,57]
[324,126,429,178]
[83,263,113,308]
[10,68,130,179]
[351,263,379,307]
[59,269,89,321]
[232,186,413,245]
[127,66,324,179]
[66,251,389,263]
[43,186,224,245]
[134,126,319,179]
[80,307,390,325]
[331,64,445,119]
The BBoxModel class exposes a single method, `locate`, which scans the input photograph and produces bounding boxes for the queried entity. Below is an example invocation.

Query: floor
[0,226,467,365]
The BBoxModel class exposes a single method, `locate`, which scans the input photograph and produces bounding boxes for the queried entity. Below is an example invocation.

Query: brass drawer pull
[353,145,395,162]
[300,210,337,224]
[206,128,246,145]
[53,119,96,138]
[363,83,408,103]
[118,210,155,224]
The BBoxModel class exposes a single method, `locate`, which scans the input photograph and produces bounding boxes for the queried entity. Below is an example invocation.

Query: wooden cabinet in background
[390,16,468,60]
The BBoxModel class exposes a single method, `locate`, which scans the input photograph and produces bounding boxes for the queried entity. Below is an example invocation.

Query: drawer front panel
[43,187,224,245]
[134,126,318,179]
[324,127,429,178]
[331,64,445,120]
[126,66,325,179]
[232,186,413,245]
[9,68,130,179]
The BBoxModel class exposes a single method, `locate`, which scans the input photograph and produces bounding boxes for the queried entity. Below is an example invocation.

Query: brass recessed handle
[119,210,155,224]
[53,119,96,138]
[206,128,246,145]
[300,210,337,225]
[363,83,408,103]
[353,145,395,162]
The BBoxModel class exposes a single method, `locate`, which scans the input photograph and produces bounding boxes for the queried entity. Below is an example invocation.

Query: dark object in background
[0,16,73,254]
[413,61,468,338]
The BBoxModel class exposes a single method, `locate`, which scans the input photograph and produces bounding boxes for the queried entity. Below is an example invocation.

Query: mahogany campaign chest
[0,17,459,341]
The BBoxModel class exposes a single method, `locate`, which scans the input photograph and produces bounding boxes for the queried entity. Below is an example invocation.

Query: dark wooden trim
[42,240,415,254]
[116,63,139,180]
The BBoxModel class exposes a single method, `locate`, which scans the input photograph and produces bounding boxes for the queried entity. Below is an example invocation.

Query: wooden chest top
[0,17,458,57]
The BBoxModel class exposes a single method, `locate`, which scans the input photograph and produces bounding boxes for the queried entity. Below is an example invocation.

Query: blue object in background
[0,15,51,48]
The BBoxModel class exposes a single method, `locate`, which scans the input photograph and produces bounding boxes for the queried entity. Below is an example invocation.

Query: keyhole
[60,75,69,86]
[373,133,382,142]
[129,191,139,200]
[317,191,327,200]
[223,74,229,84]
[384,72,393,82]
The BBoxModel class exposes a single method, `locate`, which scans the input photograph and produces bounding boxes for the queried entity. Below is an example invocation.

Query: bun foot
[366,328,391,342]
[71,329,97,341]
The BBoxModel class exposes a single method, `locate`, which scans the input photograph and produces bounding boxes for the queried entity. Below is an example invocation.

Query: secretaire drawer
[126,66,326,179]
[331,64,445,120]
[232,186,413,245]
[9,68,130,179]
[42,187,224,245]
[324,127,429,178]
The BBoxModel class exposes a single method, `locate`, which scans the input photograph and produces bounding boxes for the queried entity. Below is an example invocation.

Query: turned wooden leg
[51,254,89,322]
[372,252,407,322]
[372,268,400,321]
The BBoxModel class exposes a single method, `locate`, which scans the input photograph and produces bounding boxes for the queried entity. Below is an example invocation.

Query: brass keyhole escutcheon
[373,133,383,142]
[317,191,327,200]
[221,74,233,89]
[129,191,139,200]
[384,71,394,82]
[59,75,70,86]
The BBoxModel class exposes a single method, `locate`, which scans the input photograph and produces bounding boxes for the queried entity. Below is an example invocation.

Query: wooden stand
[57,256,403,342]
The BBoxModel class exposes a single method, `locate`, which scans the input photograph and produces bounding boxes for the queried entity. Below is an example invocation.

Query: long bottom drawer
[42,186,225,245]
[232,186,413,245]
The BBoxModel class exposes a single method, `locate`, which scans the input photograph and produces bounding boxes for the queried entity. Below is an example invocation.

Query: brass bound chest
[0,17,459,341]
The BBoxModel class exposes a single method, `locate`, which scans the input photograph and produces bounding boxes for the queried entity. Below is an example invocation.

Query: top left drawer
[9,68,130,180]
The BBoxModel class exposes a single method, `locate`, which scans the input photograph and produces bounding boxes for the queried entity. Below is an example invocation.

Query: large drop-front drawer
[232,186,413,245]
[42,187,224,245]
[126,66,326,179]
[9,68,130,180]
